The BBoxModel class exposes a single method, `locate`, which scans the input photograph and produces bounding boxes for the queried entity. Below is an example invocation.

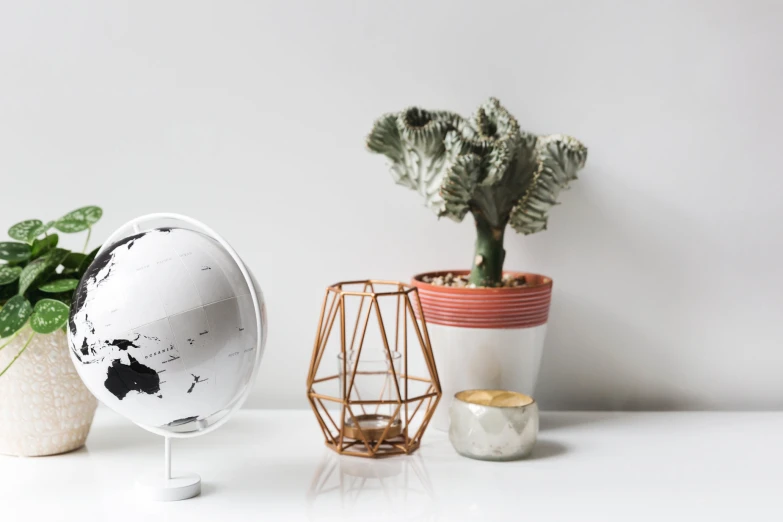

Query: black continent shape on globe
[104,354,161,400]
[69,231,148,338]
[67,230,182,401]
[107,336,141,351]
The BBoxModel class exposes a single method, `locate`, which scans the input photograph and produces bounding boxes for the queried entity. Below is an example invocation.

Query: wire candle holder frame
[306,280,442,458]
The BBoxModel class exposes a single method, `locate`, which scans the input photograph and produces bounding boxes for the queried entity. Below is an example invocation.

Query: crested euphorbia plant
[367,98,587,287]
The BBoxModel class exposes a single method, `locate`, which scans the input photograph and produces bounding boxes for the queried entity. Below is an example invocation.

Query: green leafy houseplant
[367,98,588,287]
[0,206,102,377]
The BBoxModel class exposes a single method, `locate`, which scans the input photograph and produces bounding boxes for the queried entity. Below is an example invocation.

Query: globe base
[135,473,201,501]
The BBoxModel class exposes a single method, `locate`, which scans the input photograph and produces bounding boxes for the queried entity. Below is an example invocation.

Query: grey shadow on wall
[74,421,159,454]
[516,170,705,411]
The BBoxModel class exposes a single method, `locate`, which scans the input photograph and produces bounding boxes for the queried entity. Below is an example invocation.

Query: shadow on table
[527,440,568,460]
[539,411,624,432]
[201,482,218,498]
[76,422,159,455]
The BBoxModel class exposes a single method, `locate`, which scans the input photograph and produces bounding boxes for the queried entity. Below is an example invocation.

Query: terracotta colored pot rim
[411,270,553,329]
[411,270,552,294]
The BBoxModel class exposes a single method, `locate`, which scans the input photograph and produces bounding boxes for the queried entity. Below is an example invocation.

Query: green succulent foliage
[0,242,32,262]
[79,247,100,273]
[61,252,87,269]
[31,234,58,258]
[0,266,22,286]
[367,98,588,286]
[19,248,69,295]
[509,134,588,234]
[38,278,79,293]
[0,206,103,349]
[27,221,55,241]
[53,206,102,233]
[30,299,70,334]
[8,220,42,243]
[367,98,587,230]
[0,296,32,337]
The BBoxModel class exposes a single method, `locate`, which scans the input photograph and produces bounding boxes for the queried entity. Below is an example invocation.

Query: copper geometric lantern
[306,280,442,458]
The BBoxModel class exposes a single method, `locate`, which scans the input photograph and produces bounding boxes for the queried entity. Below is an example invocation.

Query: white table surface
[2,409,781,521]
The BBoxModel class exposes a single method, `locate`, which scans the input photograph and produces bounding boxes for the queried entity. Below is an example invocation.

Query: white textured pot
[0,327,97,456]
[426,323,546,430]
[411,270,552,431]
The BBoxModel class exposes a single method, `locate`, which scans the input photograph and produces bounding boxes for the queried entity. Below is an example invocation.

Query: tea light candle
[344,414,403,441]
[449,389,538,461]
[338,350,403,442]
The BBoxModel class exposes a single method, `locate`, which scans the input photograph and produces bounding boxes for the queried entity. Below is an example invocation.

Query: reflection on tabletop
[307,450,436,521]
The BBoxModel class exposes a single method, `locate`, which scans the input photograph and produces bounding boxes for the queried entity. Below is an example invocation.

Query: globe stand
[135,437,201,501]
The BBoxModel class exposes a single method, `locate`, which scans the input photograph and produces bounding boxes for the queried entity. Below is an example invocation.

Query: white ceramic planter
[0,327,97,456]
[411,270,553,431]
[427,323,546,430]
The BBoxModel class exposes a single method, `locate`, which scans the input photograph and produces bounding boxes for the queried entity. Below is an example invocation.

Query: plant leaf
[8,220,42,243]
[38,278,79,293]
[31,234,59,258]
[439,154,481,222]
[367,113,404,164]
[0,266,22,286]
[18,248,68,295]
[61,252,87,269]
[0,295,32,337]
[53,221,89,233]
[509,135,588,235]
[30,298,69,334]
[18,259,48,296]
[367,109,463,214]
[78,246,100,275]
[54,206,102,233]
[27,220,55,241]
[0,242,32,262]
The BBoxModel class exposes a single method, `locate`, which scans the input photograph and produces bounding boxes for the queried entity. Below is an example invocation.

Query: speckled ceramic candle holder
[448,390,538,461]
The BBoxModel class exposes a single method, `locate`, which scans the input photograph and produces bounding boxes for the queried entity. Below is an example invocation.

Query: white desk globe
[68,214,267,500]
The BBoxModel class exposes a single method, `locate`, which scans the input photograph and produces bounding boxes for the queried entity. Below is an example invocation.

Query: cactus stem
[469,214,506,287]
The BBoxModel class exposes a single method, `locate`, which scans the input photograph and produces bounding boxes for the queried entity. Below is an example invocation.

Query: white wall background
[1,0,781,410]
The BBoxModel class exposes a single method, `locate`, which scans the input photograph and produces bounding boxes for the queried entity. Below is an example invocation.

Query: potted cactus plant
[367,98,587,428]
[0,206,103,456]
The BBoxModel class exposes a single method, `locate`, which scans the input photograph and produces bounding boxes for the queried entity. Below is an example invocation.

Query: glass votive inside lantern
[337,350,403,441]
